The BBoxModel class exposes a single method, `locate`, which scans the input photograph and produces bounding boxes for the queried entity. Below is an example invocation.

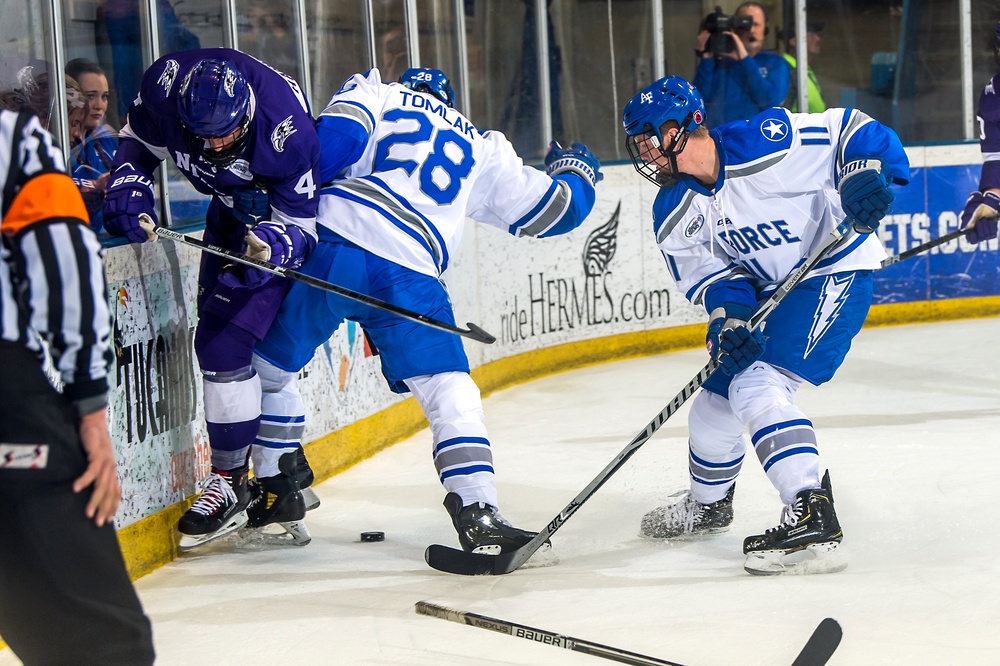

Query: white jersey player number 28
[372,109,475,205]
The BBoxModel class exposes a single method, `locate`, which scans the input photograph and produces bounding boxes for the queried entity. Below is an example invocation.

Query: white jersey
[653,107,910,306]
[317,69,584,277]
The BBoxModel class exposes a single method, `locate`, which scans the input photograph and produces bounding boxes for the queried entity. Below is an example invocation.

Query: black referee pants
[0,343,154,665]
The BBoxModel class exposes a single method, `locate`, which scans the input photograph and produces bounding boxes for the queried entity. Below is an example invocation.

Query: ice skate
[246,452,311,546]
[177,466,251,551]
[743,471,846,576]
[443,492,548,556]
[641,484,735,539]
[295,445,321,512]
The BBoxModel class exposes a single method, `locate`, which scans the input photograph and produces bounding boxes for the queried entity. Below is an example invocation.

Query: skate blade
[249,520,312,547]
[744,541,846,576]
[640,525,731,540]
[178,511,249,552]
[301,487,321,512]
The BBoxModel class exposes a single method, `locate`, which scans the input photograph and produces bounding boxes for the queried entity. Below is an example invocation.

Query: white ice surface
[4,318,999,665]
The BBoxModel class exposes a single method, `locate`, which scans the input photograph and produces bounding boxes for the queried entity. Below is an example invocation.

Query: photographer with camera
[692,2,790,125]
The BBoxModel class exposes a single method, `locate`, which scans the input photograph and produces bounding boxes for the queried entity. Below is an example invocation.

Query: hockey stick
[791,617,843,666]
[416,601,684,666]
[880,227,966,267]
[138,216,496,344]
[416,602,843,666]
[425,219,855,576]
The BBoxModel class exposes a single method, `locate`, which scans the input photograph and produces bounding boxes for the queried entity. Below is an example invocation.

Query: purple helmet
[177,59,254,167]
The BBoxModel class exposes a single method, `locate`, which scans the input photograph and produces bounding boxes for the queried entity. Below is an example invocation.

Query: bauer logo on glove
[103,164,158,244]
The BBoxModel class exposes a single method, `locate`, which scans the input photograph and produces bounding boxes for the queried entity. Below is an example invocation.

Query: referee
[0,110,154,664]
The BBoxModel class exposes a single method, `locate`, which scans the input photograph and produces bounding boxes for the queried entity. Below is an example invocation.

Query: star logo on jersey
[271,116,297,152]
[760,119,788,141]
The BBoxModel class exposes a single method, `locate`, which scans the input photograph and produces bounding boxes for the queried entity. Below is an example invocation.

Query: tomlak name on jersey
[313,69,594,278]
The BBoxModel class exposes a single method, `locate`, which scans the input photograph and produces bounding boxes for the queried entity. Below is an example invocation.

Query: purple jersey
[976,73,1000,190]
[114,48,319,237]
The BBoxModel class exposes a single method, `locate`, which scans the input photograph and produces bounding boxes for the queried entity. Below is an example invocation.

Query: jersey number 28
[373,109,475,205]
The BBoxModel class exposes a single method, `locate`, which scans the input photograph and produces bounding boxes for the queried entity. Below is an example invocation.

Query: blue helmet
[178,59,254,167]
[399,67,455,108]
[622,76,705,187]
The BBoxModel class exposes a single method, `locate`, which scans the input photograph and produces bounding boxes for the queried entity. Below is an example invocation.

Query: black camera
[703,6,754,58]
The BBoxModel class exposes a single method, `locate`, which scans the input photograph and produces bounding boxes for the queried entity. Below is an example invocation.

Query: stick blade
[464,322,496,344]
[424,544,519,575]
[790,618,842,666]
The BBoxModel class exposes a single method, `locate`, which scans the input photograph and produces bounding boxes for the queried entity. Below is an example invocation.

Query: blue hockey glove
[545,141,603,188]
[103,164,157,244]
[232,186,270,227]
[838,157,894,234]
[706,305,766,376]
[960,191,1000,244]
[218,220,314,289]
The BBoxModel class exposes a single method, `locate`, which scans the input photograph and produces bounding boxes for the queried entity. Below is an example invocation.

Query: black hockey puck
[360,531,385,542]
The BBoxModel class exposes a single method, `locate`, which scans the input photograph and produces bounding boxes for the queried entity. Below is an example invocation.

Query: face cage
[185,113,252,168]
[625,128,690,188]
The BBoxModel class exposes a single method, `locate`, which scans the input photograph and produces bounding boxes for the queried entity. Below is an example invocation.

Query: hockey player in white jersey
[622,76,909,575]
[251,68,602,555]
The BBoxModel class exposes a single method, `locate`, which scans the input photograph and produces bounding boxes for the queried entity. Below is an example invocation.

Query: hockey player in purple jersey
[251,67,602,556]
[622,76,909,575]
[960,22,1000,244]
[101,48,321,549]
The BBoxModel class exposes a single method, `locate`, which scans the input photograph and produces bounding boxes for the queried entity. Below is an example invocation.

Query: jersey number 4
[373,109,475,205]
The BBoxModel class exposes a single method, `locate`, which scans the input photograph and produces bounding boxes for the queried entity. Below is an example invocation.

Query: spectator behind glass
[0,60,75,130]
[692,2,790,125]
[66,58,118,234]
[239,0,298,77]
[0,63,108,236]
[101,0,201,118]
[379,27,410,84]
[781,22,826,113]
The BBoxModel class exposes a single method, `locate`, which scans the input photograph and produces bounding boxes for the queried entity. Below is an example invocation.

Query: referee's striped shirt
[1,110,113,413]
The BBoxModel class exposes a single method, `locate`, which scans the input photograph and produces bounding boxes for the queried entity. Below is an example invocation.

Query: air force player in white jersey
[252,68,602,555]
[622,76,909,575]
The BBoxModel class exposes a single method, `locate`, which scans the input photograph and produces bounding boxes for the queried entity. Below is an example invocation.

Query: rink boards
[99,148,1000,578]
